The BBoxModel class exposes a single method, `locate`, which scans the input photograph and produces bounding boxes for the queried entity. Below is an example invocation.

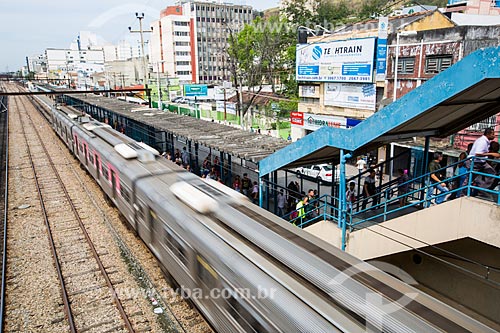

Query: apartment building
[150,6,192,83]
[182,1,254,84]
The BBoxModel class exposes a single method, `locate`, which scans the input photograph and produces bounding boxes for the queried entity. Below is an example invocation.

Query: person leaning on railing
[463,128,497,193]
[427,152,449,205]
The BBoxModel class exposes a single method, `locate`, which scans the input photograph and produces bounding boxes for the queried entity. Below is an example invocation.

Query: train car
[50,104,497,333]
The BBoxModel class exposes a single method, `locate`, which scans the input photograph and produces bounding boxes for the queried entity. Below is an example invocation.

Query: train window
[88,152,94,165]
[196,255,218,289]
[136,202,146,221]
[79,142,84,153]
[226,295,269,333]
[120,181,131,203]
[163,228,189,267]
[101,163,109,181]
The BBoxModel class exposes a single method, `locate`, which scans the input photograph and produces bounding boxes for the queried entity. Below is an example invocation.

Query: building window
[176,61,190,66]
[174,31,189,36]
[175,41,190,46]
[396,57,415,74]
[425,55,453,74]
[468,115,497,131]
[174,21,189,26]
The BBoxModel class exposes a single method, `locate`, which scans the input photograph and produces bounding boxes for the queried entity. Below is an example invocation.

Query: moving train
[50,102,495,333]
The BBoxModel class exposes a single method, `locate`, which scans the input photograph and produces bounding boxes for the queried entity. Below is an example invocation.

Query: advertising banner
[184,84,208,97]
[291,112,347,131]
[376,17,389,81]
[296,37,376,83]
[216,101,236,115]
[324,83,376,110]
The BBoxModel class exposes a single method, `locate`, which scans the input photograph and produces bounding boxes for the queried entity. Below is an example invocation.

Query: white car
[296,164,340,184]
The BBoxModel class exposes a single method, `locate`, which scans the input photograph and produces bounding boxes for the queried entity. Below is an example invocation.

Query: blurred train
[50,102,496,333]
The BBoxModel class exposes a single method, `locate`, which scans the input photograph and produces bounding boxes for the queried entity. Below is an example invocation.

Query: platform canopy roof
[259,46,500,176]
[68,94,289,164]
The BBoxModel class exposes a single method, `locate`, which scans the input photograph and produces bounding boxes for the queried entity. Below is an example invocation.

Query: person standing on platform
[356,157,367,174]
[362,169,378,210]
[397,169,409,207]
[346,181,357,212]
[241,173,251,197]
[277,189,286,217]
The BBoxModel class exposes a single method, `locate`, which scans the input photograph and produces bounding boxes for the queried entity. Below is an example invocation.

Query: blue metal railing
[281,194,340,228]
[281,156,500,249]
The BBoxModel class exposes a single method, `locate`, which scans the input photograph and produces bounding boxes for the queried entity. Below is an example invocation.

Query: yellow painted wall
[404,11,455,32]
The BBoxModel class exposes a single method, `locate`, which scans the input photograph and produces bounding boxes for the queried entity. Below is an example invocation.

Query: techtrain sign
[296,37,376,83]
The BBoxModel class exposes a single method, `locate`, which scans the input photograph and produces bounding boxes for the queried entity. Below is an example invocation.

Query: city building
[150,6,192,83]
[26,53,47,73]
[45,48,104,72]
[445,0,500,15]
[386,25,500,149]
[293,10,455,140]
[179,0,255,84]
[103,40,143,62]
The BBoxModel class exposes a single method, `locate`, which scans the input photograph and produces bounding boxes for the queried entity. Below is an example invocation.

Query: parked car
[172,96,189,104]
[295,164,340,184]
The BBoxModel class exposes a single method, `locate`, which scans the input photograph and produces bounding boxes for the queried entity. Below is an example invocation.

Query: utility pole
[223,86,227,121]
[129,13,152,100]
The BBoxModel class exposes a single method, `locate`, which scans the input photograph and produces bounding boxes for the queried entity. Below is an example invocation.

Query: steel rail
[0,93,9,333]
[14,94,134,333]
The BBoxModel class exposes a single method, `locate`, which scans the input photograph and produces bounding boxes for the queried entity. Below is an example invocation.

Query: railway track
[28,88,211,333]
[12,94,139,332]
[0,94,8,332]
[1,83,212,333]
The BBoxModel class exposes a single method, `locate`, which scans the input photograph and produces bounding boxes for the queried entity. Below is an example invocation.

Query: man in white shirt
[356,157,367,173]
[465,128,496,190]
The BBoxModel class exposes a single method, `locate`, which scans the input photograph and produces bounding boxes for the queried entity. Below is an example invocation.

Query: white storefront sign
[291,112,347,131]
[324,83,377,110]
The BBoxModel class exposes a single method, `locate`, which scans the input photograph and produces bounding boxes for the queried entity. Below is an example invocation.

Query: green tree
[315,0,353,28]
[281,0,317,26]
[227,15,297,125]
[357,0,391,20]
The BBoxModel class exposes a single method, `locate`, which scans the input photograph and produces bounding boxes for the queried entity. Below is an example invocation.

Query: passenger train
[50,102,496,333]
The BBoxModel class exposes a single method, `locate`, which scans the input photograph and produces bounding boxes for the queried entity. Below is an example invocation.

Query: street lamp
[393,30,417,102]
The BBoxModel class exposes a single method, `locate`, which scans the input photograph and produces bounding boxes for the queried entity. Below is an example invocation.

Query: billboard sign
[296,37,376,83]
[184,84,208,97]
[324,83,376,110]
[216,101,236,114]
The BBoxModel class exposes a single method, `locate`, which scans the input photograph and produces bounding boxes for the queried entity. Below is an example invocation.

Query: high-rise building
[181,0,254,83]
[150,1,255,84]
[150,6,192,83]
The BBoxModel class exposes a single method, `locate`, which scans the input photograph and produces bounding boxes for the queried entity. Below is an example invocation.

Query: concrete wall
[305,197,500,260]
[377,239,500,327]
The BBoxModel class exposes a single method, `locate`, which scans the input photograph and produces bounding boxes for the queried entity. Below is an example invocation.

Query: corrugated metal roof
[68,94,290,163]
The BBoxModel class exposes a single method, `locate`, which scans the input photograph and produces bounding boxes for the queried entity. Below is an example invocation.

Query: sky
[0,0,279,72]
